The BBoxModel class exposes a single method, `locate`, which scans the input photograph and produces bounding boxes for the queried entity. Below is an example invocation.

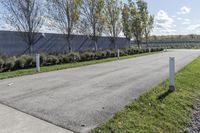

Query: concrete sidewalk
[0,104,73,133]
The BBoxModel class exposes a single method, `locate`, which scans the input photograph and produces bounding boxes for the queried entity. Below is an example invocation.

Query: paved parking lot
[0,50,200,132]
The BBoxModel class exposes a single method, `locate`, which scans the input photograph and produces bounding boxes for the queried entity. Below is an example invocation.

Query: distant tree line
[149,34,200,41]
[1,0,154,54]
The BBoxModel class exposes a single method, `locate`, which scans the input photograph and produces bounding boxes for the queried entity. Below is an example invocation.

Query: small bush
[40,54,47,66]
[4,57,16,71]
[25,56,35,67]
[119,50,126,56]
[68,52,80,62]
[110,51,116,57]
[46,55,59,65]
[15,57,26,69]
[80,52,95,61]
[57,55,65,64]
[62,55,70,63]
[0,58,4,71]
[105,50,112,57]
[138,49,145,53]
[96,51,107,59]
[17,55,35,68]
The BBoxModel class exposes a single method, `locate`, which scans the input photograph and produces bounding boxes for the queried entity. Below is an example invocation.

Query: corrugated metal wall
[0,31,130,56]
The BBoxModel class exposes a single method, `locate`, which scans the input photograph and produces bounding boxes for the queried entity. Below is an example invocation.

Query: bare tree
[46,0,82,52]
[104,0,122,49]
[80,0,105,51]
[1,0,44,54]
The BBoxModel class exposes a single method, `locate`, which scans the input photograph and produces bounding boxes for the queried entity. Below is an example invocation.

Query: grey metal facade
[0,31,130,56]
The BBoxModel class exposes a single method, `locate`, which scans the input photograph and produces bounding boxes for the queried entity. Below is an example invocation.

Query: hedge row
[0,48,163,72]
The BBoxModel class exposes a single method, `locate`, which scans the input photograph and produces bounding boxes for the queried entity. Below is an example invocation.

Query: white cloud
[177,17,182,20]
[177,6,191,15]
[187,24,200,31]
[182,19,191,25]
[0,15,59,33]
[154,10,175,34]
[155,10,173,25]
[40,16,59,33]
[184,19,191,21]
[0,23,14,31]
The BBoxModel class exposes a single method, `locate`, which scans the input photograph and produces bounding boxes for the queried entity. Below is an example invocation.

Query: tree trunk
[94,40,98,51]
[146,35,149,48]
[136,39,140,49]
[114,39,117,49]
[137,43,140,49]
[67,38,72,53]
[113,26,116,49]
[29,45,33,54]
[67,26,72,53]
[128,38,131,48]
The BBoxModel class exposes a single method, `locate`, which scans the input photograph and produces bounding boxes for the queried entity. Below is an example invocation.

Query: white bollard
[148,47,151,53]
[36,54,40,72]
[169,57,175,91]
[117,49,120,60]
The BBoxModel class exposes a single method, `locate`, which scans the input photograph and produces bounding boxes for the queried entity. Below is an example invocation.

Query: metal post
[169,57,175,92]
[36,54,40,72]
[117,49,120,60]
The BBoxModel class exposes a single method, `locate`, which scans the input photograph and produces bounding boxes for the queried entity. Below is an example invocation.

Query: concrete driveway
[0,50,200,133]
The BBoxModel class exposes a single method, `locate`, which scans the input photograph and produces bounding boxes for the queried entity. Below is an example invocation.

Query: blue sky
[145,0,200,35]
[0,0,200,35]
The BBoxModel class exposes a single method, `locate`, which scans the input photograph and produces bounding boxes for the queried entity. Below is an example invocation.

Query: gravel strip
[189,98,200,133]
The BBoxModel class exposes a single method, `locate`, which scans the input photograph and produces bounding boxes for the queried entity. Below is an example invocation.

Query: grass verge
[0,52,160,80]
[92,56,200,133]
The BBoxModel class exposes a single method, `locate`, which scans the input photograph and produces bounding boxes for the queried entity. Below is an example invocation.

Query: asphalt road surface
[0,50,200,133]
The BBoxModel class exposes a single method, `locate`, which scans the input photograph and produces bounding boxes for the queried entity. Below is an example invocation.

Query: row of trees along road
[1,0,154,54]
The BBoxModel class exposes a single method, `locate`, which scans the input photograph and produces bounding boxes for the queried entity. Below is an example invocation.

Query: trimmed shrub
[15,57,26,69]
[4,57,16,71]
[0,58,4,71]
[62,55,70,63]
[40,54,47,66]
[46,55,59,65]
[138,49,144,53]
[96,51,107,59]
[0,47,163,72]
[80,52,95,61]
[25,56,35,67]
[16,55,35,68]
[110,51,116,57]
[68,52,80,62]
[105,50,112,57]
[57,55,65,64]
[119,50,126,56]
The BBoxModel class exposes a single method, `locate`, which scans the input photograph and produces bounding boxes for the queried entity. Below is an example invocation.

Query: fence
[0,31,130,56]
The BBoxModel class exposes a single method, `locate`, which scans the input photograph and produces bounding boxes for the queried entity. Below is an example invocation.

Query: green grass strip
[0,52,160,80]
[92,56,200,133]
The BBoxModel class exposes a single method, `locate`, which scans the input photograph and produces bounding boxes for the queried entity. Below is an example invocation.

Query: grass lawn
[92,56,200,133]
[0,52,160,80]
